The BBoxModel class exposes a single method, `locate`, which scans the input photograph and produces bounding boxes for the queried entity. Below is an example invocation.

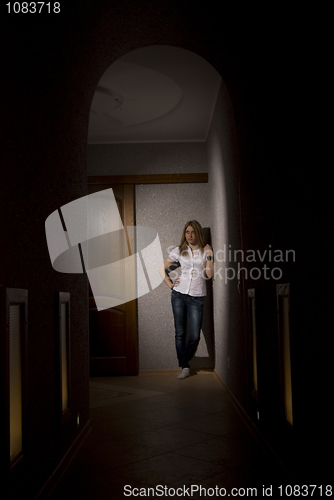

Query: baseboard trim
[36,418,92,499]
[213,370,292,480]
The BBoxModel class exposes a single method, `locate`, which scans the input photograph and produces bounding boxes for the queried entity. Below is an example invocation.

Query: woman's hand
[204,244,213,257]
[159,259,181,290]
[171,278,180,289]
[204,245,214,279]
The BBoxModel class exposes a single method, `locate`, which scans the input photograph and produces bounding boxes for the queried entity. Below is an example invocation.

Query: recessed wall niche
[0,287,28,469]
[57,292,71,425]
[276,283,293,427]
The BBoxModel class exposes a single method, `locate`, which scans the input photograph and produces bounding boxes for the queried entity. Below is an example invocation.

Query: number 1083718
[6,2,61,13]
[278,485,332,496]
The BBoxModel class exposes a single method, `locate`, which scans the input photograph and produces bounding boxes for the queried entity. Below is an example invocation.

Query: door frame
[88,173,208,185]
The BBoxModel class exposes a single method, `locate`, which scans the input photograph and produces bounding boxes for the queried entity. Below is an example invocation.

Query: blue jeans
[171,290,205,369]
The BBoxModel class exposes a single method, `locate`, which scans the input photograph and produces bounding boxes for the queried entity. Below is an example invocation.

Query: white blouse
[168,245,207,297]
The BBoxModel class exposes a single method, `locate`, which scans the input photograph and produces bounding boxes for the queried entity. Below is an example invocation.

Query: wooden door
[88,183,138,376]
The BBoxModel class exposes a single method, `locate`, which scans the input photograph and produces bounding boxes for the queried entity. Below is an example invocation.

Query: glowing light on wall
[58,292,71,423]
[60,302,69,412]
[277,284,293,426]
[9,304,23,461]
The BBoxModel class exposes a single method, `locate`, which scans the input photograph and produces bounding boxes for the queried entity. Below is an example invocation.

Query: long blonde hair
[179,220,206,256]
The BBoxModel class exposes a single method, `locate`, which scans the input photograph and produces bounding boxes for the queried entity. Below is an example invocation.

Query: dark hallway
[46,372,290,499]
[1,3,331,499]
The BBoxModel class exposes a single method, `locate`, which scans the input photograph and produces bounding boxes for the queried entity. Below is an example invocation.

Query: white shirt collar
[187,244,199,251]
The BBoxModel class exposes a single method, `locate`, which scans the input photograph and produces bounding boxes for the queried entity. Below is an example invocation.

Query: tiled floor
[48,371,290,499]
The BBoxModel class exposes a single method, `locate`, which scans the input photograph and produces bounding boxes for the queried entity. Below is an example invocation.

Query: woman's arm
[204,244,214,279]
[158,258,180,289]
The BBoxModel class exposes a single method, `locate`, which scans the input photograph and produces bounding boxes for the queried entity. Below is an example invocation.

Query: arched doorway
[86,45,243,379]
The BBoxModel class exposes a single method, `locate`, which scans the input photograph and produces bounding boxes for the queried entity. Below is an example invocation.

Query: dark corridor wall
[1,2,330,497]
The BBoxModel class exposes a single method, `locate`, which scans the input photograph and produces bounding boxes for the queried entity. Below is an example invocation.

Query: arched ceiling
[87,46,221,144]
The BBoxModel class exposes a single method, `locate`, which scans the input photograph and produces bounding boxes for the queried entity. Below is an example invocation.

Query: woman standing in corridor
[160,220,214,379]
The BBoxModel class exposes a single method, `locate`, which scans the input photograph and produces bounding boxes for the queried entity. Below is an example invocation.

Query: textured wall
[205,83,245,399]
[1,29,90,499]
[135,182,213,370]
